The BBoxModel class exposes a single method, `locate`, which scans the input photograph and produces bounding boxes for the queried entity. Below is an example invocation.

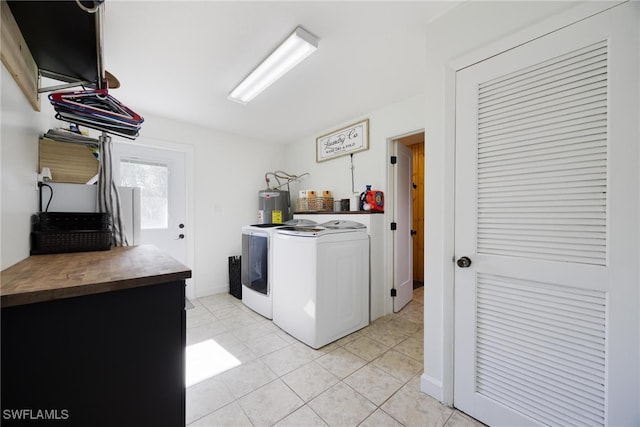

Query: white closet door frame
[433,0,635,408]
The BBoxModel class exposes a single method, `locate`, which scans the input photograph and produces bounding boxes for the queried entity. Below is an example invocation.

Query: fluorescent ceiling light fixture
[228,26,318,104]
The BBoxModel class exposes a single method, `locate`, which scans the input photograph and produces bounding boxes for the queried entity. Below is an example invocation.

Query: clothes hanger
[49,88,144,125]
[49,85,144,139]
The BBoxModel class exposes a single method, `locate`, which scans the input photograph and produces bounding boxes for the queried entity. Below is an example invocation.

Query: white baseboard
[195,283,229,299]
[420,373,444,402]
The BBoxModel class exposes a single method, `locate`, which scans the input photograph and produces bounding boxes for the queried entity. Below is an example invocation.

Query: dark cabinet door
[1,281,186,427]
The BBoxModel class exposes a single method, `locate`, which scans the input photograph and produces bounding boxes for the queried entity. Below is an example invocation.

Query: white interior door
[393,142,413,312]
[454,3,639,426]
[113,143,190,281]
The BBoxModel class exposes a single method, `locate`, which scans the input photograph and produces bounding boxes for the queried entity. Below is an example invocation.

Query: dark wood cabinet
[1,245,190,426]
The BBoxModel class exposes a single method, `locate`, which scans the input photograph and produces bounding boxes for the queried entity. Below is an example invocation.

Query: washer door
[241,233,269,295]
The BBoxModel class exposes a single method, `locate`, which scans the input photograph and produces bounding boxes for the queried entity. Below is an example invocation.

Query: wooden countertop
[1,245,192,308]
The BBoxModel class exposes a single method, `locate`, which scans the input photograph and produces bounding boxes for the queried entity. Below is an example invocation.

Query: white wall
[1,64,57,269]
[283,94,425,202]
[2,63,423,302]
[1,63,286,297]
[115,112,287,298]
[3,60,425,303]
[283,94,426,318]
[111,86,428,302]
[422,0,615,404]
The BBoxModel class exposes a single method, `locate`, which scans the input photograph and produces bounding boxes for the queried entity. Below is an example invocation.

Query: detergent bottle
[366,188,384,212]
[360,185,384,212]
[359,185,372,210]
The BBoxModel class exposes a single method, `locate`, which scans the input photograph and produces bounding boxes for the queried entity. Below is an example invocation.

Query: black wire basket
[31,212,111,254]
[31,230,111,255]
[35,212,110,231]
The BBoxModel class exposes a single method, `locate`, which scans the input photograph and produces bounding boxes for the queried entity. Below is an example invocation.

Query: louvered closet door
[454,3,639,427]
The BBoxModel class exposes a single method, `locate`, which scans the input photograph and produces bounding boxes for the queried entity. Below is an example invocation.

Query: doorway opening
[397,132,425,290]
[387,130,425,314]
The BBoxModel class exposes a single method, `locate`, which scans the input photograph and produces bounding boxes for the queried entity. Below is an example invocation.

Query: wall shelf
[1,0,102,110]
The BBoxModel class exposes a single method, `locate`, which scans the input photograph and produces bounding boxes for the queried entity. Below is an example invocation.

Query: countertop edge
[1,270,192,308]
[1,245,192,308]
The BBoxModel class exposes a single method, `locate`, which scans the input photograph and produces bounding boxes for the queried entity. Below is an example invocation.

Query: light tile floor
[185,287,484,427]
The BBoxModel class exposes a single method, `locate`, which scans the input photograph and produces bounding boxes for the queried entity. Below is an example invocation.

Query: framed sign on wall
[316,119,369,162]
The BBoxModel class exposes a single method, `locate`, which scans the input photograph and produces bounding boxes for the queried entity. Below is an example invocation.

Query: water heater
[258,190,290,224]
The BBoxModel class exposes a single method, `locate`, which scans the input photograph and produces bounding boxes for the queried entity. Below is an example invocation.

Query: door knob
[177,234,185,240]
[456,256,472,268]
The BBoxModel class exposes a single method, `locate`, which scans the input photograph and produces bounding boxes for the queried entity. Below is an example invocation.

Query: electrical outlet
[35,173,40,191]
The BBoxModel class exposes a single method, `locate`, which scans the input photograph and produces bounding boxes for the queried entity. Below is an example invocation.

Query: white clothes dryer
[272,220,370,349]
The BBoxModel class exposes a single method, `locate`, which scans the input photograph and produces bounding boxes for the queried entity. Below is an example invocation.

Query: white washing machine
[272,220,370,349]
[241,219,316,319]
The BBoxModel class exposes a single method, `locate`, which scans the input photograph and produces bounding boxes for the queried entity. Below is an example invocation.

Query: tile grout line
[266,332,421,426]
[187,293,426,426]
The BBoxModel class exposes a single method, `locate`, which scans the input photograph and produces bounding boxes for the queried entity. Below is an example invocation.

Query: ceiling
[100,1,460,144]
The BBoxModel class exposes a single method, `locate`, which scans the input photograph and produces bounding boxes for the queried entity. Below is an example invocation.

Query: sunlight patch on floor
[186,339,241,387]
